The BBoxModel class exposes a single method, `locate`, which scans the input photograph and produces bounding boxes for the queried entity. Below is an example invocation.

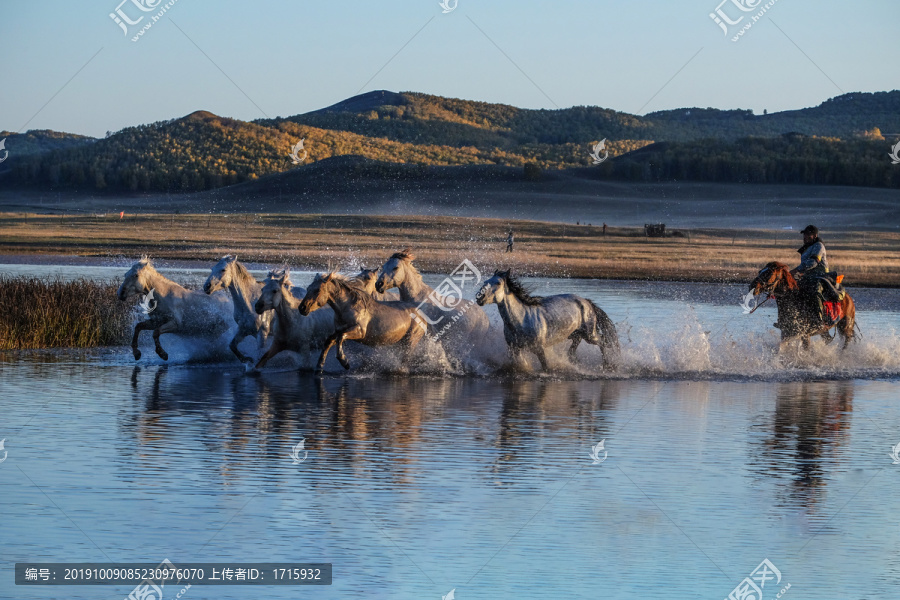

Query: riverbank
[0,212,898,287]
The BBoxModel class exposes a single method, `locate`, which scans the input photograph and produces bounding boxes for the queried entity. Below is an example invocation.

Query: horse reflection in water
[751,381,854,513]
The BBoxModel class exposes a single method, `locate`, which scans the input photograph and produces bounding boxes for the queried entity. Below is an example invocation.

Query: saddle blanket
[823,301,843,324]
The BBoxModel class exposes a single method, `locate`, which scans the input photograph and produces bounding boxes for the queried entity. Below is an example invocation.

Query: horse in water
[749,261,856,351]
[204,256,307,363]
[252,269,333,369]
[375,249,489,356]
[117,257,231,361]
[300,272,425,372]
[476,270,619,371]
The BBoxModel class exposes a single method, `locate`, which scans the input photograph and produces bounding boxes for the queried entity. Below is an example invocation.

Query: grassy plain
[0,212,898,287]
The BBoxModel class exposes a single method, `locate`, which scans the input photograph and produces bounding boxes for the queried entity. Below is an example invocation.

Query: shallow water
[1,264,900,599]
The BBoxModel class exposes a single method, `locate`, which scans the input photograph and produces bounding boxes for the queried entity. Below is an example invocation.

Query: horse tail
[589,301,620,369]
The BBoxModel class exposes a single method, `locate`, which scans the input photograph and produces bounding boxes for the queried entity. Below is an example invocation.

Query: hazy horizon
[2,0,898,138]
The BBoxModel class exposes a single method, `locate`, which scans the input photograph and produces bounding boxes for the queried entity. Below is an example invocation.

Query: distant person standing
[602,223,608,236]
[505,230,514,253]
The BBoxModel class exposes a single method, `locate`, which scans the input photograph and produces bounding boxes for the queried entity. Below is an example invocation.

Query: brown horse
[299,273,426,372]
[749,262,856,351]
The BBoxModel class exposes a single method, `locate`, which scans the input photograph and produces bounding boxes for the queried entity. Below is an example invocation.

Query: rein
[748,294,773,314]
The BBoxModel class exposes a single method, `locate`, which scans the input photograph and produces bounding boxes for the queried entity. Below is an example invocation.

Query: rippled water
[1,263,900,599]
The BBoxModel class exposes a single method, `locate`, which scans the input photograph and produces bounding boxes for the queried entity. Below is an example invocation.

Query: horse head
[375,248,416,293]
[476,269,511,306]
[749,261,797,297]
[299,272,335,316]
[204,255,237,294]
[352,268,379,295]
[255,269,290,314]
[117,256,154,301]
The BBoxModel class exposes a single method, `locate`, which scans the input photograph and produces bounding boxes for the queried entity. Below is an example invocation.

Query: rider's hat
[800,225,818,236]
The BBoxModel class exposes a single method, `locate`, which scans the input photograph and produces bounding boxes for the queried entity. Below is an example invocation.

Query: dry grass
[0,277,132,349]
[0,212,898,287]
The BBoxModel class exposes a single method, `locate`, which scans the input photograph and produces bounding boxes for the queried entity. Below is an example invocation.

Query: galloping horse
[476,270,620,371]
[118,257,231,361]
[375,249,489,355]
[252,270,334,369]
[299,273,425,372]
[749,261,856,350]
[204,256,307,363]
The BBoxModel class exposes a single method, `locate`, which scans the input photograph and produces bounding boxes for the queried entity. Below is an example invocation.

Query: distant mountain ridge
[1,90,898,192]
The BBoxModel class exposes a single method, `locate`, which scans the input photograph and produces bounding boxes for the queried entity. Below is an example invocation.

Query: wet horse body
[252,270,333,369]
[300,273,425,372]
[750,261,856,350]
[375,249,489,356]
[118,258,231,361]
[476,270,619,371]
[203,256,306,363]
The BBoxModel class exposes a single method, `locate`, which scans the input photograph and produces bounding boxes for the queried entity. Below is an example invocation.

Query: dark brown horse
[749,261,856,351]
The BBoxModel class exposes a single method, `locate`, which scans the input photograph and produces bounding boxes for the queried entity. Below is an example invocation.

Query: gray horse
[476,270,619,371]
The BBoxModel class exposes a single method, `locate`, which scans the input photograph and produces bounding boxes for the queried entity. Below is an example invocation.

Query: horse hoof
[133,349,141,360]
[157,350,169,361]
[339,359,351,370]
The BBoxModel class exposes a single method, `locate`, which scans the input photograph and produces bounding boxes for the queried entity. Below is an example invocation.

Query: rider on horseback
[789,225,839,328]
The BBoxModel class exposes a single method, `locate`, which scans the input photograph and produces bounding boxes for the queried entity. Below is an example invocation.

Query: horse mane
[329,273,375,308]
[390,248,416,262]
[767,261,799,291]
[500,271,543,306]
[229,259,255,285]
[267,269,292,287]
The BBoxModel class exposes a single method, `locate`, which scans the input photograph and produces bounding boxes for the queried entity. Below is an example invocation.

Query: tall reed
[0,277,133,349]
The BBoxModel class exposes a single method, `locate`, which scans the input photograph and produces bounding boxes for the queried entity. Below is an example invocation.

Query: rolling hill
[1,90,899,193]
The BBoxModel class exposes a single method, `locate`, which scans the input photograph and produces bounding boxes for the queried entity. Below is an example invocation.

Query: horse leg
[230,333,251,364]
[567,336,581,364]
[317,333,340,372]
[839,298,856,350]
[533,347,550,372]
[131,321,153,360]
[403,321,426,364]
[152,320,178,361]
[335,327,362,370]
[254,338,285,370]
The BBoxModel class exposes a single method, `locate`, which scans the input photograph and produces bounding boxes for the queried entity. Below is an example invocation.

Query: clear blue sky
[2,0,897,137]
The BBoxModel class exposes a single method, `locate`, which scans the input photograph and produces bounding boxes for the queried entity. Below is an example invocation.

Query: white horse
[375,248,489,355]
[252,269,334,369]
[118,257,231,361]
[204,255,307,363]
[476,270,619,371]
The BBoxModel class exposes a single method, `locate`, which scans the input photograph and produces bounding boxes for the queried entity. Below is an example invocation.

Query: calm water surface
[1,263,899,599]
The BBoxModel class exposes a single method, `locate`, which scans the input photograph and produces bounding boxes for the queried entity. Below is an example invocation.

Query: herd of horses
[115,251,857,373]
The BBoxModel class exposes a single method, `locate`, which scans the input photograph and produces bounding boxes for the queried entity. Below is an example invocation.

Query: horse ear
[324,272,334,282]
[503,269,511,279]
[232,255,238,262]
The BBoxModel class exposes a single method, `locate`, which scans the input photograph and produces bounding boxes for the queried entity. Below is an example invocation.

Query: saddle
[816,272,845,302]
[815,273,845,326]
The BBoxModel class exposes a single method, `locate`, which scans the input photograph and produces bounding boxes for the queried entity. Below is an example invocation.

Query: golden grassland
[0,277,132,349]
[1,212,899,287]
